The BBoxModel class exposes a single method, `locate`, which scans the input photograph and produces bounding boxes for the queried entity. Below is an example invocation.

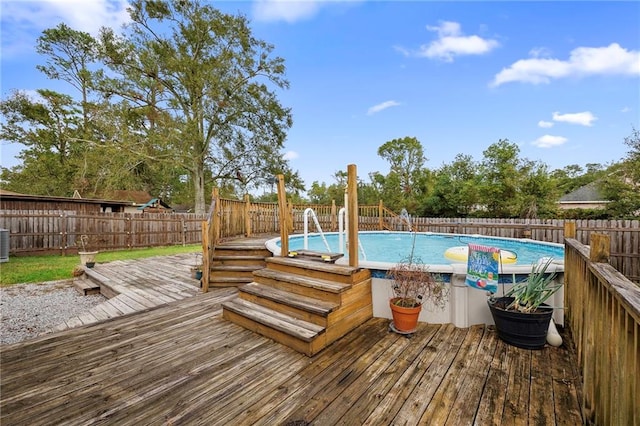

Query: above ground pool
[265,231,565,328]
[267,231,564,270]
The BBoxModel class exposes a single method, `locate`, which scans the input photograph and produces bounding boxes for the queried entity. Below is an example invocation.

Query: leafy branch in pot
[387,258,448,309]
[504,257,561,313]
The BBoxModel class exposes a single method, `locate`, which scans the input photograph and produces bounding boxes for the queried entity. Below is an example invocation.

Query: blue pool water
[283,231,564,266]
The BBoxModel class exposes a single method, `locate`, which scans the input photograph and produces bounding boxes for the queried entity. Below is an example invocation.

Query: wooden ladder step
[73,278,101,295]
[222,298,324,342]
[210,265,264,272]
[253,269,350,293]
[240,282,338,317]
[213,255,266,262]
[266,256,359,276]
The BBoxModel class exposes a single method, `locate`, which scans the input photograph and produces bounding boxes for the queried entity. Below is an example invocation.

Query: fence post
[590,234,610,264]
[378,200,383,230]
[60,211,67,256]
[564,221,576,239]
[347,164,359,268]
[276,174,289,256]
[244,194,252,237]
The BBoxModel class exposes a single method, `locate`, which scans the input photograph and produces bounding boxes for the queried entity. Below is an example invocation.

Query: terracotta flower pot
[390,297,422,333]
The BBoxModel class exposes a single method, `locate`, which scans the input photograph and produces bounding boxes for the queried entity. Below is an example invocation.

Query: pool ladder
[301,208,367,260]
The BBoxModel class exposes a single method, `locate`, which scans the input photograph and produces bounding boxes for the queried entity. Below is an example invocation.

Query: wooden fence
[563,226,640,425]
[3,200,639,284]
[0,210,206,255]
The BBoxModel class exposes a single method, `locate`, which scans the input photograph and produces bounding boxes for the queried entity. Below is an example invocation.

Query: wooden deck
[54,254,201,332]
[1,287,584,425]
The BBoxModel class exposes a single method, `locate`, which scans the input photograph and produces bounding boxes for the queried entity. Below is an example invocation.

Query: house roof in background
[559,182,608,202]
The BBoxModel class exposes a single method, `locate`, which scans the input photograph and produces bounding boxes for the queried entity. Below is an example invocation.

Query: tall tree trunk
[193,160,206,214]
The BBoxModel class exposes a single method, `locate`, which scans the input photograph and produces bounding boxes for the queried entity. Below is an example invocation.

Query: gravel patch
[1,280,106,345]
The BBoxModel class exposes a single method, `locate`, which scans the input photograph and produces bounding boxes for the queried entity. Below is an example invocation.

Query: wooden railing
[563,223,640,425]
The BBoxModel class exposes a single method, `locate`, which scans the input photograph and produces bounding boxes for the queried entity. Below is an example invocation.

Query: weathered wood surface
[1,294,583,425]
[54,254,201,332]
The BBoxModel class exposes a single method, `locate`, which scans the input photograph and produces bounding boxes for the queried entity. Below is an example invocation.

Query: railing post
[244,194,252,237]
[276,174,289,256]
[212,188,221,246]
[201,220,210,293]
[347,164,359,268]
[378,200,383,230]
[331,199,336,231]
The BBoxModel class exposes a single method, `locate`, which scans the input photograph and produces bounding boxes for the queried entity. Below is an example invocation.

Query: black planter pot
[488,296,553,350]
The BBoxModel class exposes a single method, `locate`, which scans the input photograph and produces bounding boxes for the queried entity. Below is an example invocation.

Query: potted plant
[386,233,448,334]
[190,253,203,281]
[487,257,562,349]
[78,234,99,268]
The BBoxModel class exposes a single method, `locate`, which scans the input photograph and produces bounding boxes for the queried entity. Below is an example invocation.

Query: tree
[99,0,295,213]
[517,160,558,218]
[36,23,102,136]
[0,90,83,195]
[377,136,426,195]
[601,128,640,217]
[477,139,522,217]
[422,154,479,217]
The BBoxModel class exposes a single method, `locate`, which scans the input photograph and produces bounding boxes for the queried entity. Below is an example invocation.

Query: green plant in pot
[387,233,448,334]
[488,257,562,349]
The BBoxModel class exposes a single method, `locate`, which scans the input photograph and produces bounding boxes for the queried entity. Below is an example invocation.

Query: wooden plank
[222,299,324,341]
[361,324,465,425]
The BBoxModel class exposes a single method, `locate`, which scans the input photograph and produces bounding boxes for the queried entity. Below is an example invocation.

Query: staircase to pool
[222,255,372,356]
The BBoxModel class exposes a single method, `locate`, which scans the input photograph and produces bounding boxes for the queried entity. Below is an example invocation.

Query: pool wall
[369,263,564,328]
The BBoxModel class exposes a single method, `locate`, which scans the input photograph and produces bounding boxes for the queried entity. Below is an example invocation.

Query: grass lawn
[0,245,201,286]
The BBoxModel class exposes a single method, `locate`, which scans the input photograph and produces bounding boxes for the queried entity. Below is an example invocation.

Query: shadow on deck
[1,287,583,425]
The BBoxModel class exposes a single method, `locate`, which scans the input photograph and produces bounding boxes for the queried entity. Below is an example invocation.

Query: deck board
[1,253,583,425]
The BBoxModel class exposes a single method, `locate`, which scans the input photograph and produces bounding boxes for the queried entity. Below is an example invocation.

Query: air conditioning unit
[0,229,9,263]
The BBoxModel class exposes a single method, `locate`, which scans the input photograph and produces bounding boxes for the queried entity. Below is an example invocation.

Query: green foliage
[99,0,295,212]
[503,258,562,313]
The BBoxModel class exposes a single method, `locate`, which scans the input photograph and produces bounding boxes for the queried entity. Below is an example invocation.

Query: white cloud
[1,0,130,57]
[2,0,129,34]
[552,111,597,127]
[492,43,640,86]
[538,120,554,128]
[252,0,323,23]
[367,100,400,115]
[413,21,500,62]
[621,106,631,113]
[532,135,568,148]
[282,151,299,161]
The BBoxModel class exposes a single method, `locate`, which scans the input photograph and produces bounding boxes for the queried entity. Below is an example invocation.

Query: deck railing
[563,224,640,425]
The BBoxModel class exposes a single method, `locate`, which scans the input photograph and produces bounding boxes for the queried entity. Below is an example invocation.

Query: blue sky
[1,1,639,191]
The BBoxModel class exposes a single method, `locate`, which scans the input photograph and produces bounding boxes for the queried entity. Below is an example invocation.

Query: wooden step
[265,257,369,284]
[208,276,255,288]
[210,265,264,279]
[253,268,350,303]
[222,298,327,356]
[212,255,267,266]
[73,278,101,295]
[214,245,271,257]
[239,282,338,326]
[286,249,344,263]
